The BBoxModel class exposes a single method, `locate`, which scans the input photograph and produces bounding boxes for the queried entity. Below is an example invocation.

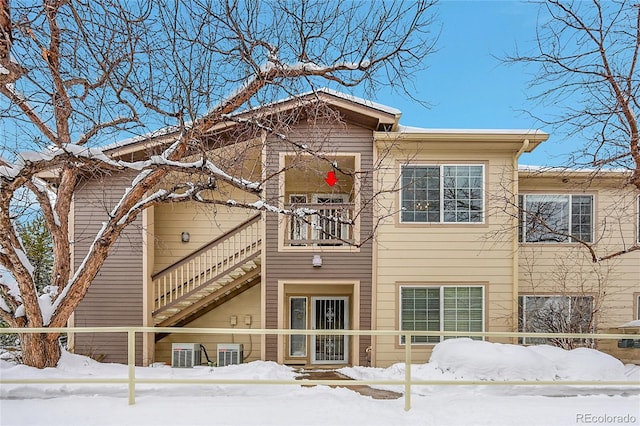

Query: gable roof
[104,88,403,159]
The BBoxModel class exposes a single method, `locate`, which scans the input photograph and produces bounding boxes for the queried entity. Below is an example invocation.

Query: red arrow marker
[325,170,338,186]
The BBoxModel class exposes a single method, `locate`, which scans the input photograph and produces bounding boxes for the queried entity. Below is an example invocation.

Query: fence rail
[1,327,638,411]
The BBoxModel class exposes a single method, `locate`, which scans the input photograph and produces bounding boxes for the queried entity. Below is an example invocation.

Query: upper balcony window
[518,194,593,243]
[400,165,484,223]
[282,155,357,247]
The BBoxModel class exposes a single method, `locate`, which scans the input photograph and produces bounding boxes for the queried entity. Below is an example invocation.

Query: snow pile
[429,338,557,380]
[527,345,627,381]
[428,338,627,381]
[340,338,637,398]
[1,341,639,426]
[54,349,126,376]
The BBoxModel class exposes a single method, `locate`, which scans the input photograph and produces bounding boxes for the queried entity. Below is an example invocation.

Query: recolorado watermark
[576,413,637,424]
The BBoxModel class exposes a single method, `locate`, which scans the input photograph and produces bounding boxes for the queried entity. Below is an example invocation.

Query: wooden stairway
[151,214,261,327]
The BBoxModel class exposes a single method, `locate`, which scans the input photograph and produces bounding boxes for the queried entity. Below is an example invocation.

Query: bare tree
[518,244,615,350]
[507,0,640,189]
[0,0,438,368]
[491,169,639,262]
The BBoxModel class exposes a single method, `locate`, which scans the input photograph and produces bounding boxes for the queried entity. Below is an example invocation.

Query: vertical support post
[128,329,136,405]
[404,333,411,411]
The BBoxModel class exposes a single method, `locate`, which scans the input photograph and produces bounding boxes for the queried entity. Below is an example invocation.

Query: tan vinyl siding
[155,284,262,364]
[151,143,261,273]
[152,196,256,273]
[73,172,144,364]
[264,120,374,365]
[374,145,518,367]
[518,175,640,343]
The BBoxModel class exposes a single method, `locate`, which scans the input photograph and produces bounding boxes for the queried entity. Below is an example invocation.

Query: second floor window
[401,165,484,223]
[519,194,593,243]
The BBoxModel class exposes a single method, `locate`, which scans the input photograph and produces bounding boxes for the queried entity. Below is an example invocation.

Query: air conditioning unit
[171,343,201,368]
[217,343,243,366]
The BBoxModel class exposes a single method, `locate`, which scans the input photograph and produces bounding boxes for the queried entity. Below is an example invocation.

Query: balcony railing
[284,202,355,246]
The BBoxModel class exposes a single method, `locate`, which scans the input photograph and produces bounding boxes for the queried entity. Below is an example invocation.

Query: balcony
[284,202,355,246]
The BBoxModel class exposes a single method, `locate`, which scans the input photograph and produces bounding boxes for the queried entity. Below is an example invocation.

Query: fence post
[404,333,412,411]
[128,329,136,405]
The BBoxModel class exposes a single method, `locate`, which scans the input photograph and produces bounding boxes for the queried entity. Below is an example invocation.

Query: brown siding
[264,120,374,365]
[73,172,144,364]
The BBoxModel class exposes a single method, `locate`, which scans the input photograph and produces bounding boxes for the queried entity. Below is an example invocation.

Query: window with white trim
[518,194,593,243]
[312,193,350,244]
[289,195,308,244]
[289,297,307,357]
[400,165,484,223]
[400,286,484,344]
[518,295,594,346]
[637,195,640,243]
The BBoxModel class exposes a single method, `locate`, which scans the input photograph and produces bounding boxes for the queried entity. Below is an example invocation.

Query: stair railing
[151,214,261,313]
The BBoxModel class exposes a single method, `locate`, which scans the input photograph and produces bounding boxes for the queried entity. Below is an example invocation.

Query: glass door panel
[289,297,307,357]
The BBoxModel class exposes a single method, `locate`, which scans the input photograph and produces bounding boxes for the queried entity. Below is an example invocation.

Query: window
[289,195,308,244]
[312,194,350,244]
[519,194,593,243]
[400,286,484,344]
[637,196,640,243]
[401,165,484,223]
[518,295,594,346]
[289,297,307,357]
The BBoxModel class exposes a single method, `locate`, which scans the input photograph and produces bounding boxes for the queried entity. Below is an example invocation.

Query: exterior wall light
[312,254,322,267]
[181,232,190,243]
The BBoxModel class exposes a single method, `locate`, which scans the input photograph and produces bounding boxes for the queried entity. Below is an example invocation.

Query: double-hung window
[519,194,593,243]
[401,165,484,223]
[400,286,484,344]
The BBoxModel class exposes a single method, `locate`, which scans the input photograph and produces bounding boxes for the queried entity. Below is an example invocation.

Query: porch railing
[151,214,261,313]
[1,327,638,411]
[284,202,355,246]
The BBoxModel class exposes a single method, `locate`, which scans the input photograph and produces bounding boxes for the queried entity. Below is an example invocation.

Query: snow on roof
[312,87,402,116]
[101,125,182,153]
[519,164,632,174]
[397,125,548,136]
[102,88,400,153]
[620,319,640,328]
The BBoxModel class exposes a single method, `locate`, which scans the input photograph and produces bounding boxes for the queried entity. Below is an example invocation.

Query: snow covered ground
[1,339,639,426]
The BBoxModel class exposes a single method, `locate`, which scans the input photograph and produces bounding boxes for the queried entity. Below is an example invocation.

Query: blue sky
[366,0,572,166]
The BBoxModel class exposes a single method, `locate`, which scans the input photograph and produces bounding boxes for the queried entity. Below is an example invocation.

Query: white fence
[1,327,639,411]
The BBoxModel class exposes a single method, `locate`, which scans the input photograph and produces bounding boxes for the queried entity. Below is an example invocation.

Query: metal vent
[217,343,243,366]
[171,343,201,368]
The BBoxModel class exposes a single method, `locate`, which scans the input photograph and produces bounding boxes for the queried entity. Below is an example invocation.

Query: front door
[311,297,349,364]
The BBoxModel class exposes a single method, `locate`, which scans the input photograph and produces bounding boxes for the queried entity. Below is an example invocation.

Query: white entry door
[311,297,349,364]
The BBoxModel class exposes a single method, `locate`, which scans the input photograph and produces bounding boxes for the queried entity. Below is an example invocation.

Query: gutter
[512,139,529,341]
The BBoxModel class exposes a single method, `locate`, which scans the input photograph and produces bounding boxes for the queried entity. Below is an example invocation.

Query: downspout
[511,139,529,342]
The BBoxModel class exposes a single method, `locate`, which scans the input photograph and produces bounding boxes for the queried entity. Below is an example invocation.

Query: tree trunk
[20,332,62,368]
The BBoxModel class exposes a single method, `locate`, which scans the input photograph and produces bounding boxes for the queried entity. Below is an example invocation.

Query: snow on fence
[0,327,638,411]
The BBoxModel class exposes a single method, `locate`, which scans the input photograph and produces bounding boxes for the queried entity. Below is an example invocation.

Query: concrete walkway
[296,369,402,400]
